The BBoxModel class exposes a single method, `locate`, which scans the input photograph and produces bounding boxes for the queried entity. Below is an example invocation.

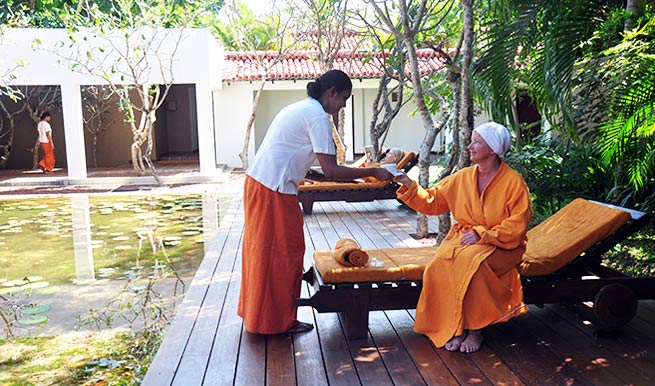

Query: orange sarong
[38,142,55,172]
[238,175,305,334]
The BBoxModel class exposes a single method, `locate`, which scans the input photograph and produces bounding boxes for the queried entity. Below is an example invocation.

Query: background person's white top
[247,97,336,194]
[37,120,52,143]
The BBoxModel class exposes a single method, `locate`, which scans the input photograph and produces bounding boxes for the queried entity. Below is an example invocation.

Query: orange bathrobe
[39,142,55,172]
[397,162,532,347]
[238,176,305,334]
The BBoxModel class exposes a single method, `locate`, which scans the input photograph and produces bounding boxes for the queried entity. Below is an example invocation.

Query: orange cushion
[314,247,436,283]
[298,180,388,191]
[518,198,631,276]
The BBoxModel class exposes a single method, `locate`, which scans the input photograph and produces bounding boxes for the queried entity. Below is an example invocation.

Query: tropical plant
[474,0,627,138]
[595,17,655,193]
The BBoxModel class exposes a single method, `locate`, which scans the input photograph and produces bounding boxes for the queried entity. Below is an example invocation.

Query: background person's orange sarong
[238,176,305,334]
[398,162,531,348]
[38,142,55,172]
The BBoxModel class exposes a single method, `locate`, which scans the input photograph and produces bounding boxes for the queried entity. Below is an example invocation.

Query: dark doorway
[156,84,199,161]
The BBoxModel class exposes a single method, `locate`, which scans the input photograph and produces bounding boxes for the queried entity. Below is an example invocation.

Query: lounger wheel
[592,283,638,330]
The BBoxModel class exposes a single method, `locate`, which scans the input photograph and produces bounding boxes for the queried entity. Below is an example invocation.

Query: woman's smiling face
[468,131,496,164]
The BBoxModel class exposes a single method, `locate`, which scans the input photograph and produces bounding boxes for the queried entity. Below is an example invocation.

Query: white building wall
[213,82,253,168]
[0,28,222,176]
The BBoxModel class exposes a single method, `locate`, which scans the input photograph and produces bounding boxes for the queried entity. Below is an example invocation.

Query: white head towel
[473,122,511,159]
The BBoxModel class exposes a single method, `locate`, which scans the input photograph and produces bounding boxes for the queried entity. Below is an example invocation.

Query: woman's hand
[393,172,412,188]
[460,230,481,245]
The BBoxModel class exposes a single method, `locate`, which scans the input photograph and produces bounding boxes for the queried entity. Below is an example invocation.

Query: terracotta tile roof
[222,48,447,82]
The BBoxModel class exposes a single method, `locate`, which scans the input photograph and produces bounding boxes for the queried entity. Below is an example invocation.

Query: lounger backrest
[518,198,632,277]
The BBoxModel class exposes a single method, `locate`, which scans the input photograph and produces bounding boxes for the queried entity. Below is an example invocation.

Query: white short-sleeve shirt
[37,120,52,143]
[247,97,336,194]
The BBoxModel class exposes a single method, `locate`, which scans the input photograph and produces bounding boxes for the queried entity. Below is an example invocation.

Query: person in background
[37,111,55,173]
[393,122,532,353]
[238,69,392,334]
[364,147,405,167]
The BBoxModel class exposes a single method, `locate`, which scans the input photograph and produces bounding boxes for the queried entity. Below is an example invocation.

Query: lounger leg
[339,291,370,339]
[299,194,315,215]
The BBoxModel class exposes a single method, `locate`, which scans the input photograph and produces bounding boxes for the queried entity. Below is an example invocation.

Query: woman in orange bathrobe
[394,122,532,353]
[238,70,392,335]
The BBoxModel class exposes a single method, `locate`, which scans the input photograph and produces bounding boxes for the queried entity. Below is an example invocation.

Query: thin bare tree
[221,0,303,170]
[57,0,199,184]
[81,85,116,168]
[368,0,457,238]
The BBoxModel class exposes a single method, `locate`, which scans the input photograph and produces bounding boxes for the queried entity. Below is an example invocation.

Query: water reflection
[0,190,227,335]
[70,195,95,280]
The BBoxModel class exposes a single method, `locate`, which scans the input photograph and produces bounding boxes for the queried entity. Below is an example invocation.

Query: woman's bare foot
[444,331,468,351]
[459,329,483,353]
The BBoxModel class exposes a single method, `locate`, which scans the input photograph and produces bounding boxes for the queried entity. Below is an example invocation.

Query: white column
[70,194,95,280]
[196,82,219,175]
[60,82,87,179]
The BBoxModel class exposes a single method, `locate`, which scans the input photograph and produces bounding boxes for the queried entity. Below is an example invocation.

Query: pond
[0,189,233,336]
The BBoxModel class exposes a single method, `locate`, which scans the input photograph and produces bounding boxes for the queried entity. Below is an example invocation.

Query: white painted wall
[0,28,223,176]
[215,78,457,168]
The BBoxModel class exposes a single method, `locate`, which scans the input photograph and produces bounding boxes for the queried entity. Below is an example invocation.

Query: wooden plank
[266,334,297,386]
[467,344,525,386]
[202,204,246,386]
[142,196,242,386]
[520,307,633,385]
[345,325,395,386]
[484,318,585,386]
[303,208,361,386]
[172,200,244,385]
[544,303,655,383]
[294,282,330,386]
[367,310,427,385]
[385,310,459,386]
[234,331,266,385]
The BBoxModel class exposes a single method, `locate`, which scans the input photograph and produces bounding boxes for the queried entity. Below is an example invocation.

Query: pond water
[0,189,232,336]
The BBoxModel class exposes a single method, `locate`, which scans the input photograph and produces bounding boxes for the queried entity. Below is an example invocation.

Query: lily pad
[0,286,26,295]
[21,305,51,314]
[16,314,48,325]
[2,279,27,287]
[22,281,50,290]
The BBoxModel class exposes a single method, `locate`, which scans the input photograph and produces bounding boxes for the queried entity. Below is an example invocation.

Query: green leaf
[21,305,51,315]
[16,314,48,325]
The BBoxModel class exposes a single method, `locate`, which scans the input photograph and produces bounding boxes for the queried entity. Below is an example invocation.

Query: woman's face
[322,87,351,115]
[468,131,496,164]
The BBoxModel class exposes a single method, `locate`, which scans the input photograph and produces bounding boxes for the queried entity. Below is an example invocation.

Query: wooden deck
[143,194,655,386]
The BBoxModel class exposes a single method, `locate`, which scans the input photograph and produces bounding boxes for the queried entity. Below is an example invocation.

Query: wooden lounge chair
[296,199,652,339]
[297,150,418,215]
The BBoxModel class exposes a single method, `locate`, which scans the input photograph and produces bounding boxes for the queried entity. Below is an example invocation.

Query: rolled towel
[334,238,369,267]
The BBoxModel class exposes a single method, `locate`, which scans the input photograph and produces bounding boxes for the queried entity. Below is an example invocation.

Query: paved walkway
[0,160,240,195]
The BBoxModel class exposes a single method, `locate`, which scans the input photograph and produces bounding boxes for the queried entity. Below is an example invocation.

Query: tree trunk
[625,0,646,31]
[239,78,267,170]
[92,135,98,168]
[333,109,347,165]
[457,0,475,170]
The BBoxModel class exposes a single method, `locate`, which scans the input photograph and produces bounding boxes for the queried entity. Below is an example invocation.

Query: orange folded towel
[334,238,369,267]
